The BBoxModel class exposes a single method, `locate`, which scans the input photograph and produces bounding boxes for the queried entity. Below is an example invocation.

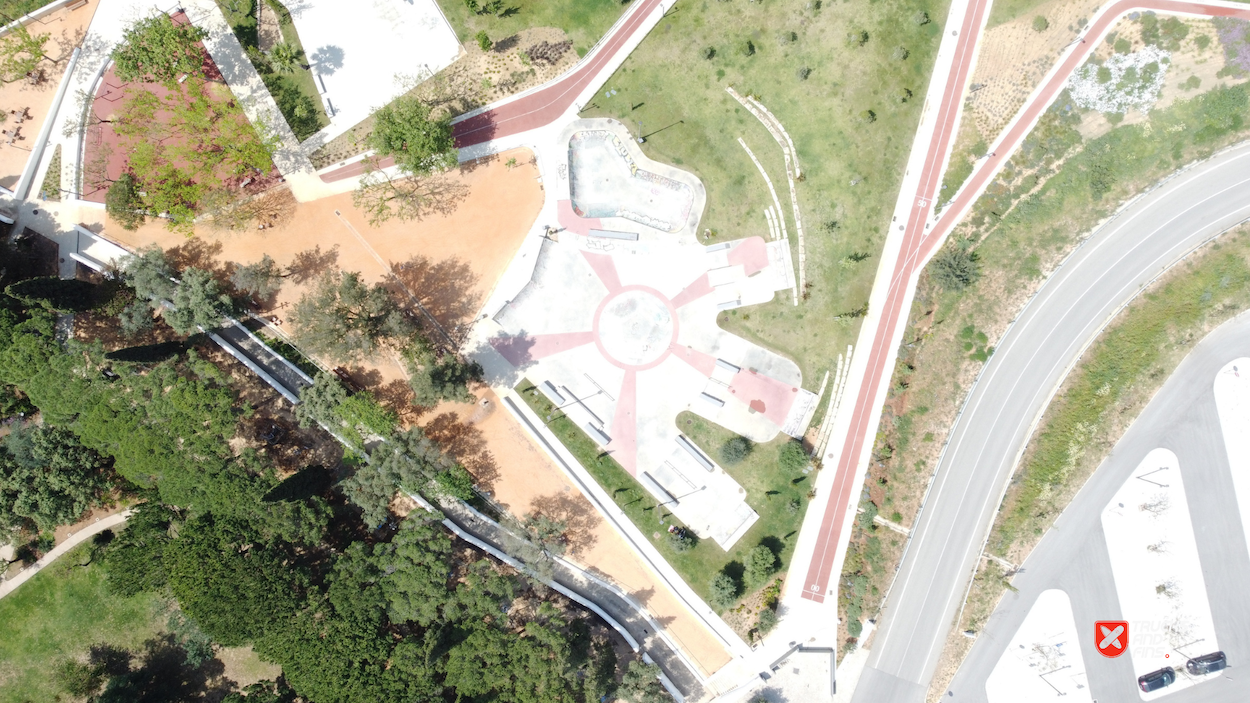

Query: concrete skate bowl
[568,130,694,233]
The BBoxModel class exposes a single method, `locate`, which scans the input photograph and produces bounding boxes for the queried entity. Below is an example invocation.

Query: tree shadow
[759,536,784,559]
[422,410,500,492]
[309,45,344,75]
[165,238,225,277]
[389,254,480,330]
[93,634,235,701]
[287,244,339,284]
[492,34,521,53]
[373,378,423,425]
[529,491,600,557]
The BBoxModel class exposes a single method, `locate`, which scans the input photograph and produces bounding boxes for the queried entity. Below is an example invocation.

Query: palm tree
[268,42,302,75]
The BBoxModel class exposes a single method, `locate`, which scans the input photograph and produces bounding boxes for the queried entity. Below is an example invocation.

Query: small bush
[720,435,754,464]
[929,244,981,290]
[703,46,716,59]
[859,109,876,123]
[898,87,913,103]
[913,11,930,25]
[893,46,909,61]
[757,607,778,634]
[710,572,740,608]
[1096,65,1113,83]
[797,66,811,80]
[851,29,869,47]
[1032,15,1049,32]
[476,30,492,51]
[847,617,863,637]
[1195,34,1211,50]
[744,544,779,587]
[667,530,695,552]
[779,440,808,471]
[741,39,755,56]
[787,497,801,514]
[1114,37,1131,54]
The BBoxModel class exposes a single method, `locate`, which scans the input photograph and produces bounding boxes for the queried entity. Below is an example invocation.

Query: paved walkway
[0,511,131,600]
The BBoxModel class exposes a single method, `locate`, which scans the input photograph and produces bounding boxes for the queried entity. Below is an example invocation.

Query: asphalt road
[855,141,1250,703]
[947,310,1250,703]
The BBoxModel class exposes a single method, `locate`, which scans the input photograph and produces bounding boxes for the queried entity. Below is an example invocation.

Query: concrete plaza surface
[985,590,1091,702]
[476,119,810,550]
[288,0,461,148]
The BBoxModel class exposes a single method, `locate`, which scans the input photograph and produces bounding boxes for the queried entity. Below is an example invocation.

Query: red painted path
[799,0,1250,605]
[319,0,666,183]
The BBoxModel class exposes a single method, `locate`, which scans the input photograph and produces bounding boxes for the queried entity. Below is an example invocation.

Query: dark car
[1186,651,1228,676]
[1138,667,1176,692]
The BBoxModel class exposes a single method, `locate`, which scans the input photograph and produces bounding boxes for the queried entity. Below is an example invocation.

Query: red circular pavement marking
[592,284,679,371]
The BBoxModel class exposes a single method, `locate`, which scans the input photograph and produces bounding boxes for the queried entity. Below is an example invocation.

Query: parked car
[1186,651,1227,676]
[1138,667,1176,692]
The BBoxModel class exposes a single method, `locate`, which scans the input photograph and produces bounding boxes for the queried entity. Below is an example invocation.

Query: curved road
[854,141,1250,702]
[947,310,1250,703]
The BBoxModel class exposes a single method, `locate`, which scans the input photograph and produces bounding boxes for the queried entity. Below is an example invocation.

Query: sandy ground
[1101,448,1218,699]
[420,388,733,677]
[985,589,1090,702]
[967,0,1105,140]
[0,0,98,188]
[99,147,541,384]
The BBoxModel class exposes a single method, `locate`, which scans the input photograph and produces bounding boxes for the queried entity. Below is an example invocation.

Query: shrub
[851,29,869,46]
[779,440,808,472]
[709,572,739,608]
[929,244,981,290]
[741,39,755,56]
[859,109,876,123]
[476,30,492,51]
[720,435,754,464]
[1195,34,1211,50]
[105,173,146,230]
[796,66,811,80]
[787,497,801,514]
[892,46,909,61]
[757,608,778,634]
[744,544,778,587]
[667,530,695,552]
[703,46,716,59]
[914,11,930,25]
[1032,15,1049,32]
[898,87,913,103]
[847,617,863,637]
[1114,37,1131,53]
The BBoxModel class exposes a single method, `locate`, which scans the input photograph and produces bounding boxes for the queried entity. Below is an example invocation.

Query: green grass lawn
[582,0,947,389]
[213,0,329,141]
[436,0,626,57]
[516,381,810,611]
[0,544,166,703]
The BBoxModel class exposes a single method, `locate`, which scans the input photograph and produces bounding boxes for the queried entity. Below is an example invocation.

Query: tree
[230,254,286,300]
[290,270,413,363]
[1032,15,1050,32]
[407,350,481,407]
[522,513,567,556]
[475,30,492,52]
[744,544,779,588]
[163,267,231,335]
[102,502,175,596]
[619,661,670,703]
[342,427,469,525]
[709,572,739,608]
[5,277,97,313]
[106,173,148,230]
[719,435,754,465]
[164,514,305,646]
[0,424,113,534]
[757,607,778,634]
[113,15,208,85]
[123,245,177,304]
[221,680,299,703]
[779,439,808,472]
[365,95,457,177]
[929,243,981,290]
[267,42,301,75]
[0,25,49,83]
[352,168,469,225]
